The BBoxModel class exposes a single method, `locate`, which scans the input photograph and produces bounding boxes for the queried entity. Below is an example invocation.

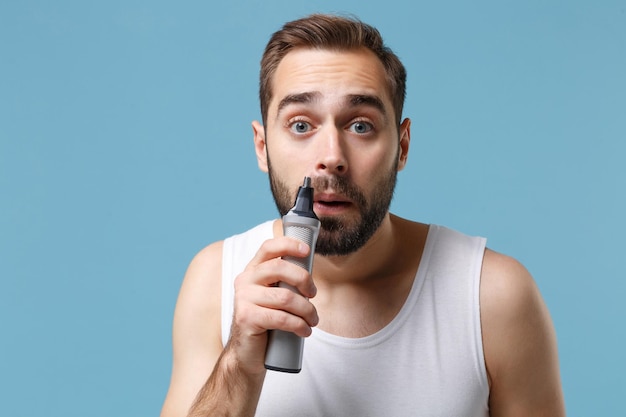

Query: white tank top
[222,221,489,416]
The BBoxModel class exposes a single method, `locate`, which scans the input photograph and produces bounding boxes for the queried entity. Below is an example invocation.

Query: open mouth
[314,200,352,213]
[318,200,348,206]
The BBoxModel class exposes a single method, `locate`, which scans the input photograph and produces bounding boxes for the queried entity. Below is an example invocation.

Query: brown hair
[259,14,407,125]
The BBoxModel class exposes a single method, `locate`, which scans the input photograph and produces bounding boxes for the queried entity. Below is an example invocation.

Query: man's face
[253,48,410,256]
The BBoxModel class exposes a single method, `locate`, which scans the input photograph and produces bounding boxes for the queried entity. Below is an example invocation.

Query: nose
[315,126,348,175]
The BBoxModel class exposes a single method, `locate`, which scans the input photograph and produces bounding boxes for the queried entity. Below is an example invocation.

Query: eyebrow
[347,94,387,117]
[275,92,388,120]
[276,92,321,118]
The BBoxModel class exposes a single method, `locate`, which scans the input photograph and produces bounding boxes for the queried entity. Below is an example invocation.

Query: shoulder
[176,219,276,319]
[161,241,225,417]
[480,248,548,368]
[176,241,224,319]
[174,240,225,345]
[162,222,276,416]
[185,240,224,285]
[480,249,538,314]
[174,240,225,353]
[480,249,565,415]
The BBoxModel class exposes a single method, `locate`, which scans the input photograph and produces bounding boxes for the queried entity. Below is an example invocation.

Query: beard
[268,157,398,256]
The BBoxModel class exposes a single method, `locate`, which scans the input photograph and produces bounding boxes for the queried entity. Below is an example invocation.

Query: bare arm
[160,237,318,417]
[481,249,566,416]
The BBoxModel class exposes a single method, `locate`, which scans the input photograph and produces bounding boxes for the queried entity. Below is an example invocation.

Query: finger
[259,286,319,327]
[259,260,317,298]
[237,257,317,299]
[235,281,319,327]
[248,237,316,298]
[247,237,310,269]
[234,293,317,338]
[260,306,317,338]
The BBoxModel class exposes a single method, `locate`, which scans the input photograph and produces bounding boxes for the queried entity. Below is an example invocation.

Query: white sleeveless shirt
[222,221,490,416]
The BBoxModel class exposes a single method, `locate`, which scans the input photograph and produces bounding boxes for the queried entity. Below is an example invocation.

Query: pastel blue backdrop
[1,1,624,416]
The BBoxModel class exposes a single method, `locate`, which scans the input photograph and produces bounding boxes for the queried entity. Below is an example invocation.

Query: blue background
[1,1,624,415]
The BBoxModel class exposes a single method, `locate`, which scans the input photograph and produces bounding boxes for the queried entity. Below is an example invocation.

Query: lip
[313,193,353,215]
[314,192,351,204]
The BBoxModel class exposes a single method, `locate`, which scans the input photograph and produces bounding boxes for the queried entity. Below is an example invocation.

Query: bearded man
[160,14,565,417]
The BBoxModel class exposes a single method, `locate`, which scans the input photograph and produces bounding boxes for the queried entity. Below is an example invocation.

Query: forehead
[269,48,392,116]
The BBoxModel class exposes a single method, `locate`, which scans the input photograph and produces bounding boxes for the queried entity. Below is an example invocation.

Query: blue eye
[291,121,311,133]
[350,121,373,134]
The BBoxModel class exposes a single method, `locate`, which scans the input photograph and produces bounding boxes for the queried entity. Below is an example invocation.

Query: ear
[397,118,411,171]
[252,120,268,172]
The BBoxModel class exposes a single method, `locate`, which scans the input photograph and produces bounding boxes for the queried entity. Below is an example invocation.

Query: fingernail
[299,242,309,254]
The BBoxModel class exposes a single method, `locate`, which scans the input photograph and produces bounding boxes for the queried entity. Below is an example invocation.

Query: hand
[226,237,319,374]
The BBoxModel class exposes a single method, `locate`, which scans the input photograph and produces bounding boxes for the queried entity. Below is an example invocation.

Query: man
[160,14,565,417]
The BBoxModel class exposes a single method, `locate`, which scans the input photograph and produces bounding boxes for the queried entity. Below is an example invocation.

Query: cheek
[268,134,319,169]
[267,146,311,190]
[356,143,398,174]
[268,147,305,175]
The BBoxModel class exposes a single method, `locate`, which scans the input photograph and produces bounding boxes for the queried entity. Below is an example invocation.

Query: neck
[308,214,429,337]
[313,213,401,286]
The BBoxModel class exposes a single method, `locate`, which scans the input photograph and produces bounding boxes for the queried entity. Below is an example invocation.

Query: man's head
[253,14,411,256]
[259,14,407,126]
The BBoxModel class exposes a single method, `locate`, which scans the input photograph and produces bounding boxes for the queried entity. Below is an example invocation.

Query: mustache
[310,175,367,208]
